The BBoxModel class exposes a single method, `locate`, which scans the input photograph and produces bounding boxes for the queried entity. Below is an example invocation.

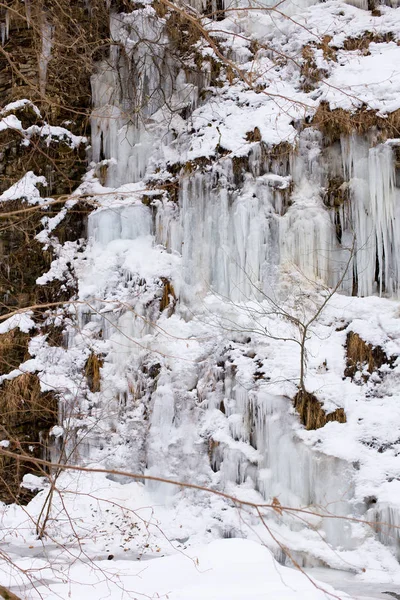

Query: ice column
[88,204,152,246]
[179,165,280,302]
[39,17,54,95]
[341,136,400,296]
[90,9,197,187]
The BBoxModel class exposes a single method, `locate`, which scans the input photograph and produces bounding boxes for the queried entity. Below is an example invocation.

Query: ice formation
[4,0,400,591]
[49,0,400,568]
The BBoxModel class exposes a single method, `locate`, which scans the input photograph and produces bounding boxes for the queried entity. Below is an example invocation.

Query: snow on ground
[0,536,350,600]
[0,467,399,598]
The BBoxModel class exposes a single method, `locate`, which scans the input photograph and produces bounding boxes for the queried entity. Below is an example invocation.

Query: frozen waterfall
[71,0,400,567]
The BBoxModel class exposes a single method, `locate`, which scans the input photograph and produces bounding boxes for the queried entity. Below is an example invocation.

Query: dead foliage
[0,373,57,503]
[85,352,103,393]
[320,35,337,62]
[345,331,392,379]
[0,0,110,129]
[0,583,23,600]
[0,372,56,429]
[0,200,73,316]
[182,156,213,175]
[301,45,329,92]
[322,176,348,244]
[208,437,221,472]
[0,102,88,196]
[312,102,400,144]
[41,324,65,348]
[323,177,349,209]
[293,389,346,430]
[342,31,394,53]
[246,127,262,143]
[159,277,176,315]
[166,9,202,56]
[0,328,30,376]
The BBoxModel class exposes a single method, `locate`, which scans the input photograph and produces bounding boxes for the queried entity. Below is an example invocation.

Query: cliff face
[0,0,100,501]
[1,0,400,580]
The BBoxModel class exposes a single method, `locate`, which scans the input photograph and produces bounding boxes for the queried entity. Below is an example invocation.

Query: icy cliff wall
[2,0,400,570]
[89,1,400,300]
[67,0,400,562]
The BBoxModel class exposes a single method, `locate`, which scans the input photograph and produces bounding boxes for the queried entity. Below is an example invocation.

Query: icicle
[155,198,181,253]
[341,136,399,297]
[1,9,9,46]
[39,17,54,95]
[90,10,198,186]
[24,0,31,28]
[5,9,9,42]
[372,503,400,560]
[368,143,398,296]
[88,204,152,246]
[344,0,369,9]
[178,163,282,302]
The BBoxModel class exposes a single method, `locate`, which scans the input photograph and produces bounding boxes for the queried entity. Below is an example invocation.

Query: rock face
[0,1,104,502]
[0,0,109,126]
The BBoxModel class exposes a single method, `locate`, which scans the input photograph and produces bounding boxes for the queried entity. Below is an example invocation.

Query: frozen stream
[306,568,400,600]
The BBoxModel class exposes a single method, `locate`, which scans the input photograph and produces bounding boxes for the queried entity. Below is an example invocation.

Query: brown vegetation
[312,102,400,144]
[85,352,103,393]
[0,199,74,315]
[159,277,176,314]
[323,176,349,209]
[293,389,346,430]
[301,45,329,93]
[0,0,110,129]
[345,331,392,379]
[208,437,220,472]
[342,31,394,53]
[166,8,202,56]
[246,127,262,143]
[0,0,103,509]
[0,328,30,375]
[0,583,23,600]
[0,372,57,503]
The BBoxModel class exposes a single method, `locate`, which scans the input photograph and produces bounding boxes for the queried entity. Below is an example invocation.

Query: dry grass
[312,102,400,144]
[0,372,57,503]
[343,31,394,53]
[165,9,202,56]
[0,373,56,428]
[0,328,30,376]
[245,127,262,143]
[320,35,337,62]
[323,176,349,209]
[85,352,103,393]
[293,389,346,430]
[0,583,23,600]
[208,437,220,472]
[182,156,213,175]
[160,278,176,314]
[301,45,329,92]
[41,324,65,348]
[345,331,390,379]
